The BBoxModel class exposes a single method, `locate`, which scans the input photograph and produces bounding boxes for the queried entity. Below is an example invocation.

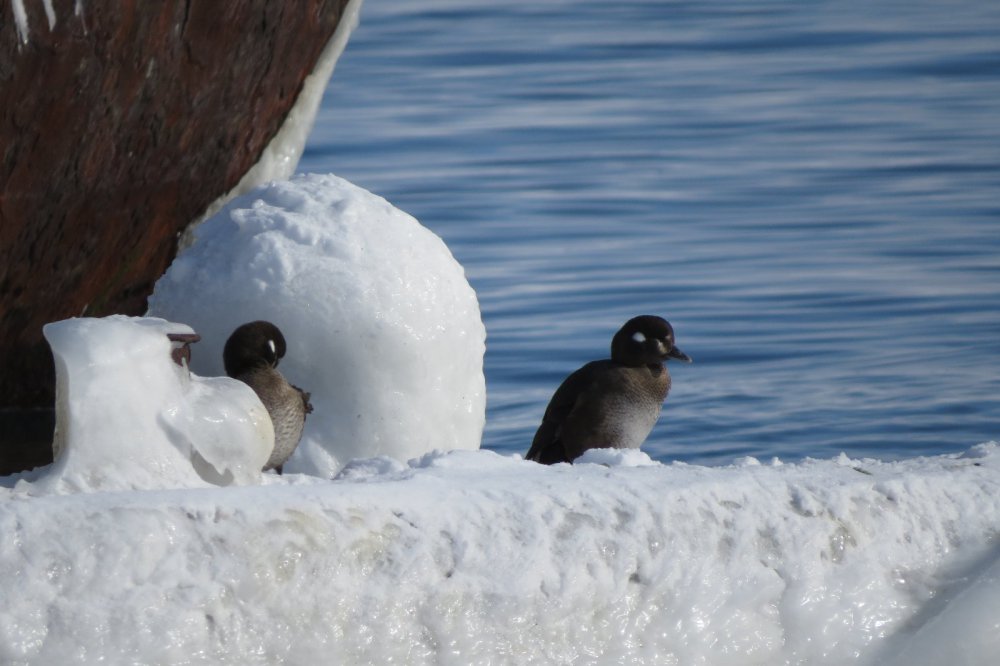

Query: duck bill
[667,346,692,363]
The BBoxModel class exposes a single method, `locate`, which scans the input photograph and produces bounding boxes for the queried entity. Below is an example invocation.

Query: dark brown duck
[526,315,691,464]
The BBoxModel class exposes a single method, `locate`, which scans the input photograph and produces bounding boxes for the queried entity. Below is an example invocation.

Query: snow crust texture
[149,173,487,476]
[3,446,998,665]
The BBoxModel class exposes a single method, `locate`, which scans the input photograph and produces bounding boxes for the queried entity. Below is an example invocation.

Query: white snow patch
[9,0,75,44]
[149,173,486,476]
[880,545,1000,666]
[575,446,658,467]
[37,315,273,493]
[2,445,998,664]
[41,0,54,29]
[10,0,29,44]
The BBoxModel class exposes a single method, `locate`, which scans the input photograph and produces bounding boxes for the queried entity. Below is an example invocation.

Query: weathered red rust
[168,332,202,367]
[0,0,351,473]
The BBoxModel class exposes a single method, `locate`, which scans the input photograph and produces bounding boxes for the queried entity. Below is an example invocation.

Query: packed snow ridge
[3,444,999,665]
[1,174,997,664]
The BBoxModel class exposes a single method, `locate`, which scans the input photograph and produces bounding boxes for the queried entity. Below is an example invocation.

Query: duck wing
[293,383,313,415]
[526,362,603,464]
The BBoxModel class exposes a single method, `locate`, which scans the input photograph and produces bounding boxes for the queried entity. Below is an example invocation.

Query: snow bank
[149,173,486,476]
[3,445,998,664]
[40,316,273,493]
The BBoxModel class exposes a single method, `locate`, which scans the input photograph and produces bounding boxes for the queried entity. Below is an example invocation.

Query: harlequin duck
[526,315,691,464]
[223,321,313,473]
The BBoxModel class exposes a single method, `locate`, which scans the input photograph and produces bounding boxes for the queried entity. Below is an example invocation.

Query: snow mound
[575,446,659,467]
[149,173,487,476]
[39,315,273,493]
[3,445,998,664]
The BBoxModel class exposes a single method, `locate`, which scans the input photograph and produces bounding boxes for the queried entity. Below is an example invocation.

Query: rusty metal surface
[0,0,350,473]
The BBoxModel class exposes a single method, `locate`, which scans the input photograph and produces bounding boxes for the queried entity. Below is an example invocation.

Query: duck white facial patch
[268,339,276,355]
[632,331,646,343]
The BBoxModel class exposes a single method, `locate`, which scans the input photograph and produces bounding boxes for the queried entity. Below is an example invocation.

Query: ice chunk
[38,315,273,493]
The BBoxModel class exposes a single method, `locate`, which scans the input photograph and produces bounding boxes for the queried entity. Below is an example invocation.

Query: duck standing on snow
[526,315,691,464]
[224,321,313,473]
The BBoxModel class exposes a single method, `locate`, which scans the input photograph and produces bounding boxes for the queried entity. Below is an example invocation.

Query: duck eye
[631,331,647,343]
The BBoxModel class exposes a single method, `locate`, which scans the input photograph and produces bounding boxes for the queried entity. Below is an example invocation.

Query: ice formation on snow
[38,315,273,493]
[149,173,486,476]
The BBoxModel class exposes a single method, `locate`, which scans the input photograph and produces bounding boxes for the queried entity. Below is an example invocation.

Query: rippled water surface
[300,0,1000,464]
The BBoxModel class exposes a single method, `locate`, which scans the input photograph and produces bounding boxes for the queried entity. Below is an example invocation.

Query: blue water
[300,0,1000,465]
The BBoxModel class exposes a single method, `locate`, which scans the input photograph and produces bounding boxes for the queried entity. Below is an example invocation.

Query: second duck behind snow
[224,320,313,473]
